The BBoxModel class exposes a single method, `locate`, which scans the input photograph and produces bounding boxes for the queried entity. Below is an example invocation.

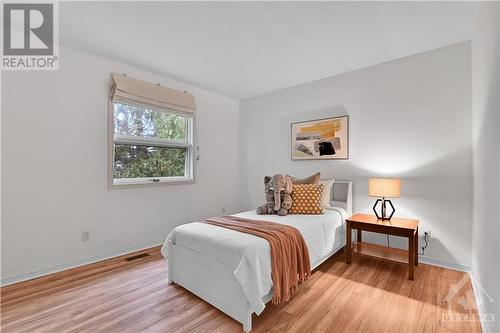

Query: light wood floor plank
[1,246,481,333]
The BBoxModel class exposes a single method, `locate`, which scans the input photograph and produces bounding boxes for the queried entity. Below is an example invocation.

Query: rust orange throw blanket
[203,215,311,305]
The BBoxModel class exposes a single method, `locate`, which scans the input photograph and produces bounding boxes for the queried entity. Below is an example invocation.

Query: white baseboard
[1,241,164,287]
[0,248,471,286]
[419,255,471,272]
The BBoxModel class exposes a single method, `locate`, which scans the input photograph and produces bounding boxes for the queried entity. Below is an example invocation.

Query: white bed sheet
[161,207,346,315]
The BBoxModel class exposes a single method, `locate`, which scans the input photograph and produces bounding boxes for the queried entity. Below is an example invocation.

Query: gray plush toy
[256,174,292,216]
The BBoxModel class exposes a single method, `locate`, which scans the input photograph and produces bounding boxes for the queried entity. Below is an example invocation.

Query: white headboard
[329,180,353,217]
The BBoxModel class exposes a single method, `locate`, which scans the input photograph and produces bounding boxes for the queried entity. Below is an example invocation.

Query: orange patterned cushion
[290,184,324,214]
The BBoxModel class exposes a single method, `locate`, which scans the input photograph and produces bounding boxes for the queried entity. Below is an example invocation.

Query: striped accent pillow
[290,184,324,215]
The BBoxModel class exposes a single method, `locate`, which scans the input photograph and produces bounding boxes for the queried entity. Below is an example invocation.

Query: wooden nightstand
[345,213,419,280]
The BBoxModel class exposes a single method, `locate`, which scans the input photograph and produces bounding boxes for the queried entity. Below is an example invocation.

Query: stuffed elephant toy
[256,174,293,216]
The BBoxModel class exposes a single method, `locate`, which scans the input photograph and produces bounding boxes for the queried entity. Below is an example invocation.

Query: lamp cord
[386,233,428,255]
[419,232,429,255]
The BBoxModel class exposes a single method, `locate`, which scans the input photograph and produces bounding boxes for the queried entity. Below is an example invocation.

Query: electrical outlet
[82,231,90,242]
[424,230,431,240]
[221,207,227,215]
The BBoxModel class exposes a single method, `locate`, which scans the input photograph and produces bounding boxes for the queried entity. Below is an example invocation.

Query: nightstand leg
[408,234,415,280]
[357,229,362,243]
[415,228,418,266]
[346,221,352,264]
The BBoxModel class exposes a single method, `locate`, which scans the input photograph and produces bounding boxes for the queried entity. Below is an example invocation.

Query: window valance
[111,73,196,113]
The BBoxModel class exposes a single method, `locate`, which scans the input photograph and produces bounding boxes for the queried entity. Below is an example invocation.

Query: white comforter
[161,208,346,315]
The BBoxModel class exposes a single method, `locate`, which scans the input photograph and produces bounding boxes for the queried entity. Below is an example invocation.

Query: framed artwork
[291,115,349,160]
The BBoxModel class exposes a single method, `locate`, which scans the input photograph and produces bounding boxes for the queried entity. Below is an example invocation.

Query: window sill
[111,176,195,188]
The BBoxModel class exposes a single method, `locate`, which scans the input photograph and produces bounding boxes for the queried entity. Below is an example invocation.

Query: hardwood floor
[1,246,481,333]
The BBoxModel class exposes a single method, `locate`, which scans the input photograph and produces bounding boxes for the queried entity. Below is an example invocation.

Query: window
[111,101,194,186]
[109,73,196,187]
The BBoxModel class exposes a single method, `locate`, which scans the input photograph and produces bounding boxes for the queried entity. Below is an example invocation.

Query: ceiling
[60,2,477,99]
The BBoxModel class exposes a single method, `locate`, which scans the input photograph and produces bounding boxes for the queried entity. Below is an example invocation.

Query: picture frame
[291,115,349,160]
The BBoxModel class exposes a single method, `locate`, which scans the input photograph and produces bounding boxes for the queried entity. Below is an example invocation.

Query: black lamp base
[373,198,395,220]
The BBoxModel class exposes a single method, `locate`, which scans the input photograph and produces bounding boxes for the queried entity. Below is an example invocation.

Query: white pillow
[319,179,335,208]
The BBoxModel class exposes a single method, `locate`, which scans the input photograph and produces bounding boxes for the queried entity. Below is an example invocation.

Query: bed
[161,180,353,332]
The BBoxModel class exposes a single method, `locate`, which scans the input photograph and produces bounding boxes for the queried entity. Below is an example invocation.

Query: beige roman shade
[111,73,196,113]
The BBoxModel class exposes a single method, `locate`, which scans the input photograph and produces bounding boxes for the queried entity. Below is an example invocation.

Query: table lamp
[368,178,401,220]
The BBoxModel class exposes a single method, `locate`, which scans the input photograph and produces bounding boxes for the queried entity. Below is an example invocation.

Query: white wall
[471,3,500,332]
[239,43,472,267]
[1,46,240,284]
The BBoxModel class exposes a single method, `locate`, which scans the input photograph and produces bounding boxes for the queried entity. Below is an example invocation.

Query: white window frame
[109,98,195,188]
